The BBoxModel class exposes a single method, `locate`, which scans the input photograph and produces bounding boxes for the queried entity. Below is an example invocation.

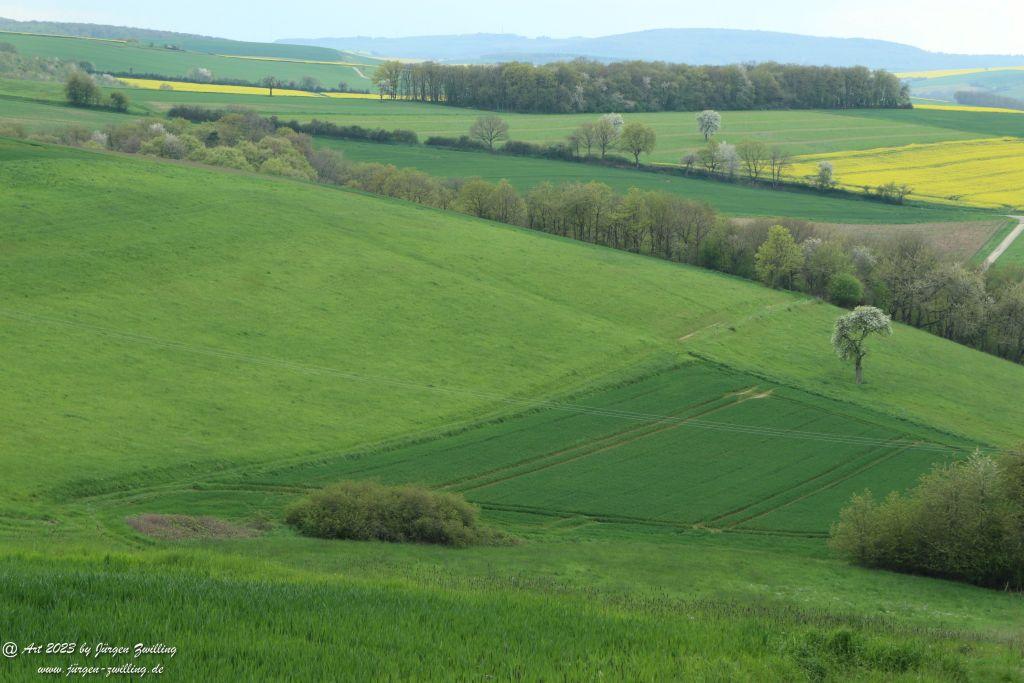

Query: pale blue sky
[2,0,1022,55]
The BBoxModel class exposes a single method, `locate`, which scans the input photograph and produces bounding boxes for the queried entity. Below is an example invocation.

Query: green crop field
[4,17,1024,679]
[0,31,376,89]
[10,73,1020,160]
[117,93,1015,159]
[3,103,1024,676]
[317,137,994,223]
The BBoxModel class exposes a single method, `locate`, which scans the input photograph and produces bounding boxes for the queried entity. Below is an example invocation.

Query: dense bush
[425,135,489,152]
[284,481,497,547]
[0,46,78,82]
[167,105,227,123]
[830,450,1024,590]
[64,71,101,106]
[499,139,577,161]
[275,117,418,144]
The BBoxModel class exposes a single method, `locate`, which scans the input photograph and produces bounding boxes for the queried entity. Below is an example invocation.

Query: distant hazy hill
[0,17,346,62]
[280,29,1024,70]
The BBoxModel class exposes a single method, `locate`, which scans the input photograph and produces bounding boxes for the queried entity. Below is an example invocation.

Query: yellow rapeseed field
[914,103,1024,115]
[790,138,1024,209]
[118,78,381,99]
[897,66,1024,79]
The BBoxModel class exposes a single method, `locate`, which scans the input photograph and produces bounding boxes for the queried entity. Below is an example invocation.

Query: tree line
[372,59,910,113]
[21,106,1022,366]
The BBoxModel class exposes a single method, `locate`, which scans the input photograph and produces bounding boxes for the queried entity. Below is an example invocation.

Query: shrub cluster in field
[285,481,503,547]
[64,71,129,111]
[831,449,1024,590]
[50,111,320,180]
[0,40,81,81]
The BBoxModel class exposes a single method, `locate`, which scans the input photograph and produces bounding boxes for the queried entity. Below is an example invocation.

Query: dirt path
[353,66,369,80]
[983,216,1024,269]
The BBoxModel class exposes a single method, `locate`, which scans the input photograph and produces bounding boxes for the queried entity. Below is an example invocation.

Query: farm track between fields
[983,216,1024,268]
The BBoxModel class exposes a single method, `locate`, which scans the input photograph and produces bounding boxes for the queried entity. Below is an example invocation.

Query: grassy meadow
[2,132,1024,677]
[0,30,376,89]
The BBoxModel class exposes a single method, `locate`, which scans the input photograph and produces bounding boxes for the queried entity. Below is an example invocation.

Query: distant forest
[375,60,911,113]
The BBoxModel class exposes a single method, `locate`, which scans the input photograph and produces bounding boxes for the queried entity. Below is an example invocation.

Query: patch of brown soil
[126,514,260,540]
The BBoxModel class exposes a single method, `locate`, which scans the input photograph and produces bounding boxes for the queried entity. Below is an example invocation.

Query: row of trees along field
[16,108,1023,366]
[372,59,910,113]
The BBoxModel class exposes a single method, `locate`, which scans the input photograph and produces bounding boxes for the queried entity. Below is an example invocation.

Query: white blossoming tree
[831,306,892,384]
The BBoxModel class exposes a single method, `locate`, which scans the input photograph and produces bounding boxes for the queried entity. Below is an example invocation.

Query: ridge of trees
[372,59,910,113]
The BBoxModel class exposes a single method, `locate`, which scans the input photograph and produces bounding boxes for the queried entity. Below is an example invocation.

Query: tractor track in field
[438,386,756,491]
[477,502,830,538]
[706,437,907,526]
[448,389,770,494]
[721,442,918,531]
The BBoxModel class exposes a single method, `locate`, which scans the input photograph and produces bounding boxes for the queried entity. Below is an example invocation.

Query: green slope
[0,31,375,88]
[3,139,1024,677]
[3,138,1021,496]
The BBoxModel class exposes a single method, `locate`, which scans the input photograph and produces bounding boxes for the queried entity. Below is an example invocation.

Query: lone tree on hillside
[593,114,622,158]
[831,306,892,384]
[767,147,793,188]
[572,122,598,156]
[260,75,281,96]
[64,72,100,107]
[108,91,129,112]
[736,139,769,181]
[754,225,803,289]
[815,161,836,191]
[619,122,656,166]
[697,110,721,141]
[469,115,509,150]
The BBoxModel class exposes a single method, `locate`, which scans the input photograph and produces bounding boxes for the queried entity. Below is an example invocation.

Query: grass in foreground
[3,550,1019,681]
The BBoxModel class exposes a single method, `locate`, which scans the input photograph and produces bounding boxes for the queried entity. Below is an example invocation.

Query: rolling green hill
[0,30,376,89]
[0,17,364,62]
[2,137,1023,677]
[0,78,996,225]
